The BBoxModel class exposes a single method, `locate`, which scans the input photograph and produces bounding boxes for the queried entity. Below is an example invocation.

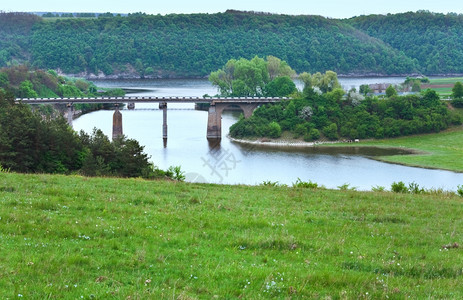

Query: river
[73,78,463,191]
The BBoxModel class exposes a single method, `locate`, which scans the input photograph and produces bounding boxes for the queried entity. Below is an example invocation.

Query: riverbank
[229,125,463,173]
[1,172,462,298]
[229,136,342,148]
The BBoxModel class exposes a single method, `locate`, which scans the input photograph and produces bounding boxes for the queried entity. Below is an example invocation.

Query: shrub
[323,123,339,140]
[267,121,282,138]
[293,123,307,138]
[167,166,185,181]
[337,183,357,191]
[457,185,463,197]
[304,128,320,141]
[371,185,386,192]
[292,178,318,189]
[260,181,280,187]
[391,181,408,193]
[408,182,424,194]
[451,98,463,108]
[0,164,10,173]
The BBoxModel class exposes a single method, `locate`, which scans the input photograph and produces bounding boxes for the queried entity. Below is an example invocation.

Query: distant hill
[346,11,463,75]
[1,11,463,78]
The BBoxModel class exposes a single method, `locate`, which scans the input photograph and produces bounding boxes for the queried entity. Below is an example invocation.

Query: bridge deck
[16,96,289,104]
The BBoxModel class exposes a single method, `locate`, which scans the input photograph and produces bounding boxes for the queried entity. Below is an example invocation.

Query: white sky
[1,0,462,19]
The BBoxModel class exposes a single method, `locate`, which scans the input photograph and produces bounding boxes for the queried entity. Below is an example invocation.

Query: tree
[264,76,297,97]
[452,82,463,99]
[135,58,144,78]
[411,80,421,92]
[303,71,341,94]
[359,84,372,95]
[266,55,296,80]
[209,56,295,97]
[18,80,38,98]
[299,72,312,91]
[386,85,397,98]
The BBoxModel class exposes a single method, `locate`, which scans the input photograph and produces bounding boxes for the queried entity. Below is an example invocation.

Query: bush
[337,183,356,191]
[408,182,424,194]
[371,185,386,192]
[451,98,463,108]
[293,123,308,138]
[260,181,280,187]
[391,181,408,193]
[267,121,282,138]
[457,185,463,197]
[323,123,339,140]
[292,178,318,189]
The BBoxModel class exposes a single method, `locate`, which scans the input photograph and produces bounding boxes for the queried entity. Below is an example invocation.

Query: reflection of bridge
[16,96,288,141]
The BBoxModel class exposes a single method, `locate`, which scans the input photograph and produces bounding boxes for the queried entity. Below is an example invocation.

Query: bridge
[16,96,288,141]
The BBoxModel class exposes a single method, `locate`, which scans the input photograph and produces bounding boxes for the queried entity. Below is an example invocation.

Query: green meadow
[353,126,463,173]
[1,172,462,298]
[424,77,463,97]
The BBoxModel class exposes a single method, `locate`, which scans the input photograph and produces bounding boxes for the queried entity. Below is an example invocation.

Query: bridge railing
[15,96,289,104]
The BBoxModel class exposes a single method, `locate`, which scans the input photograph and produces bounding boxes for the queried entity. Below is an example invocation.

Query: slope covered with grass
[1,173,462,298]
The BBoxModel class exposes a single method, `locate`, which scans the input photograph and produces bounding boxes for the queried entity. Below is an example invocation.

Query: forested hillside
[347,11,463,74]
[1,11,463,77]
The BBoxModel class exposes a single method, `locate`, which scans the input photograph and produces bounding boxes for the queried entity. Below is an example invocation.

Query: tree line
[0,66,182,180]
[0,10,441,77]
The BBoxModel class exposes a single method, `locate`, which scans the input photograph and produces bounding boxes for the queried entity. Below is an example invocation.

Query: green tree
[135,58,144,78]
[452,82,463,99]
[359,84,372,95]
[209,56,295,97]
[411,81,421,92]
[264,76,297,97]
[266,55,296,80]
[385,85,397,98]
[266,121,282,138]
[18,80,38,98]
[303,71,341,94]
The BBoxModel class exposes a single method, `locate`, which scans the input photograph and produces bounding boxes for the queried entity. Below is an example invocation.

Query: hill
[0,11,418,78]
[347,11,463,75]
[2,11,463,78]
[1,172,462,298]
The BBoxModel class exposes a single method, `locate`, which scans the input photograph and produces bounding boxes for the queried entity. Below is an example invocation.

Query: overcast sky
[2,0,462,19]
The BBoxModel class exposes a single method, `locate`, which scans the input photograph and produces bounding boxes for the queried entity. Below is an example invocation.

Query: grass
[353,125,463,172]
[428,77,463,85]
[421,77,463,98]
[1,172,463,298]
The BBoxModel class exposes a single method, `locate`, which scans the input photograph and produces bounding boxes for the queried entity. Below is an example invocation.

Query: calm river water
[73,78,463,191]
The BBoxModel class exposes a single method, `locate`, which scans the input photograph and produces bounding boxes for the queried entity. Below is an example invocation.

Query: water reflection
[238,144,413,157]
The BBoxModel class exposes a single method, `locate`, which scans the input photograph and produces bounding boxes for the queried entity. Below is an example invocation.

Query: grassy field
[421,77,463,98]
[428,77,463,85]
[1,172,462,298]
[352,125,463,173]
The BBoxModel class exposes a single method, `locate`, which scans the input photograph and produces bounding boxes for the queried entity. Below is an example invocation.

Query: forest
[3,10,463,77]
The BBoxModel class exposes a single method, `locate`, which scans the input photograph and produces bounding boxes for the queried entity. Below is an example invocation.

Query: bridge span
[16,96,288,141]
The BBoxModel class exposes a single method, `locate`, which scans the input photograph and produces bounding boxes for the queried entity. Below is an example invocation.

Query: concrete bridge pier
[159,102,168,139]
[66,103,73,127]
[207,102,259,139]
[112,104,123,140]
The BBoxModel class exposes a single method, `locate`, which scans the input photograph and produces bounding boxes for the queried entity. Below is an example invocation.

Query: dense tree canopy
[230,72,462,140]
[347,11,463,74]
[0,11,436,77]
[0,66,181,180]
[209,56,296,97]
